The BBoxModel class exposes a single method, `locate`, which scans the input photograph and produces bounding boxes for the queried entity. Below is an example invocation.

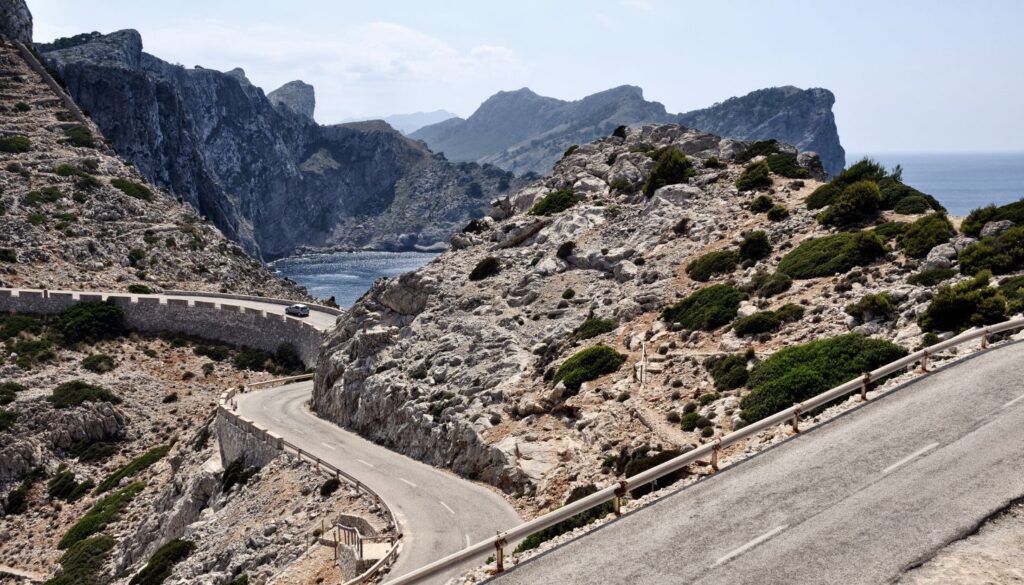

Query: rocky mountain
[0,38,303,297]
[312,122,1012,512]
[36,30,514,259]
[411,85,846,177]
[0,0,30,45]
[378,110,459,135]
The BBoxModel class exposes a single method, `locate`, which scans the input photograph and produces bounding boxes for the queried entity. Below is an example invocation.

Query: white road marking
[1003,393,1024,409]
[882,443,939,475]
[465,533,472,547]
[357,459,375,468]
[715,525,789,566]
[399,478,417,488]
[320,442,336,451]
[439,501,455,515]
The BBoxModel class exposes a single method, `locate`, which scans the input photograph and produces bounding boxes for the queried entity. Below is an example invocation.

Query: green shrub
[226,577,249,585]
[575,317,618,340]
[612,125,628,138]
[222,458,258,494]
[127,284,152,294]
[0,135,31,153]
[110,178,153,201]
[740,334,907,422]
[529,189,579,215]
[705,352,751,391]
[232,348,273,372]
[563,144,579,158]
[900,213,955,258]
[625,450,686,497]
[873,221,908,241]
[608,177,631,192]
[44,534,115,585]
[746,271,792,298]
[469,256,500,280]
[662,284,744,330]
[4,472,40,514]
[893,195,931,214]
[462,218,487,234]
[816,180,882,227]
[1000,275,1024,313]
[766,153,808,178]
[81,353,116,373]
[750,195,774,213]
[918,271,1006,332]
[14,102,30,112]
[908,267,956,286]
[732,311,781,336]
[556,241,575,260]
[194,344,230,361]
[48,467,94,502]
[275,342,304,374]
[69,440,120,463]
[0,408,17,431]
[562,288,576,300]
[27,212,47,226]
[63,126,95,148]
[735,160,772,191]
[129,539,196,585]
[59,301,126,344]
[513,484,613,553]
[680,411,700,432]
[777,231,885,279]
[49,381,121,409]
[686,250,739,281]
[739,231,772,261]
[10,338,56,369]
[961,199,1024,236]
[553,345,627,394]
[957,226,1024,276]
[643,148,695,196]
[24,186,63,206]
[737,139,783,161]
[95,445,170,494]
[59,482,145,549]
[775,303,805,323]
[0,382,25,405]
[163,392,179,402]
[0,248,16,262]
[703,156,726,169]
[806,159,887,209]
[845,292,895,321]
[320,478,341,497]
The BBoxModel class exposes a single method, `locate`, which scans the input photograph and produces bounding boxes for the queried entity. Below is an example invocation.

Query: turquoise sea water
[271,251,439,308]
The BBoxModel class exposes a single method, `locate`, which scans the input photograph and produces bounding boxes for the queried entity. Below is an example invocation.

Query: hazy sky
[27,0,1024,153]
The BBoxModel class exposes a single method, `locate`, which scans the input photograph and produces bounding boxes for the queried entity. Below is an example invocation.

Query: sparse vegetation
[563,144,579,158]
[899,213,955,258]
[48,380,121,409]
[750,195,774,213]
[81,353,116,373]
[918,271,1006,332]
[777,231,886,279]
[816,180,882,227]
[59,301,126,344]
[703,156,726,169]
[129,539,196,585]
[575,317,618,340]
[643,148,695,196]
[0,408,17,432]
[469,256,501,280]
[957,226,1024,276]
[739,230,772,261]
[529,189,579,215]
[513,484,613,553]
[111,178,154,201]
[0,135,31,153]
[908,267,957,287]
[553,345,627,394]
[44,534,115,585]
[686,250,739,281]
[735,160,771,191]
[961,199,1024,236]
[705,351,753,391]
[95,445,170,494]
[222,458,259,494]
[320,478,341,497]
[59,482,145,549]
[662,284,744,331]
[845,292,896,321]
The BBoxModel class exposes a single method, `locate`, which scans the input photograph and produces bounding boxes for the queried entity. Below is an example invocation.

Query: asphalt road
[486,341,1024,585]
[236,381,522,583]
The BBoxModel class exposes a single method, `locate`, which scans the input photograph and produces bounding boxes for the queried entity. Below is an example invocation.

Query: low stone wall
[214,408,281,468]
[162,289,344,316]
[0,289,323,367]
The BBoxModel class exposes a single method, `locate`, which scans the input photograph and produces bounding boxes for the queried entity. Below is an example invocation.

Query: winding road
[485,341,1024,585]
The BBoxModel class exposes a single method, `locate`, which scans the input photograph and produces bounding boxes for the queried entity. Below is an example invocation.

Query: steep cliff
[0,0,31,45]
[411,85,846,177]
[37,30,514,258]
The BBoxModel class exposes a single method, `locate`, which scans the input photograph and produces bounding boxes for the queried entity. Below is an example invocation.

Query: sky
[26,0,1024,153]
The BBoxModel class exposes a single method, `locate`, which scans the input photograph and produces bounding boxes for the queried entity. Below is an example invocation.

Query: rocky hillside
[312,122,1020,513]
[410,85,845,177]
[0,38,303,297]
[36,30,516,258]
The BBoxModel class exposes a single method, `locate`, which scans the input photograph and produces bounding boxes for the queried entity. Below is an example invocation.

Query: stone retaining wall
[214,408,282,468]
[0,289,322,366]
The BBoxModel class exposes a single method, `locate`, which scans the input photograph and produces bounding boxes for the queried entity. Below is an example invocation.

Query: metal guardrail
[380,319,1024,584]
[220,377,401,584]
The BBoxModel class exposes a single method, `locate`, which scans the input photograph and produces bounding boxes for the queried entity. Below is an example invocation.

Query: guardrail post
[614,480,628,516]
[790,406,801,433]
[711,442,721,472]
[494,533,507,573]
[919,350,929,373]
[860,373,871,401]
[981,329,989,348]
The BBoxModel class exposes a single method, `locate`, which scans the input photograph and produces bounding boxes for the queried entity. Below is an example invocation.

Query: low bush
[735,160,772,191]
[612,125,628,139]
[739,230,772,261]
[918,271,1006,332]
[469,256,500,281]
[48,381,121,409]
[893,195,931,214]
[513,484,613,553]
[775,303,805,323]
[556,241,575,260]
[0,381,25,405]
[162,392,179,402]
[10,338,56,369]
[63,126,95,148]
[59,482,145,549]
[732,311,781,336]
[44,534,115,585]
[845,292,895,321]
[129,539,196,585]
[48,467,94,502]
[574,317,618,340]
[737,139,782,162]
[194,344,230,361]
[226,577,250,585]
[0,248,16,262]
[908,267,956,286]
[529,189,578,216]
[127,284,152,294]
[0,408,17,431]
[961,199,1024,236]
[24,186,63,206]
[872,221,908,241]
[69,440,120,462]
[643,148,695,196]
[222,458,258,494]
[740,334,907,422]
[81,353,116,373]
[680,411,700,432]
[232,348,273,372]
[703,156,726,169]
[561,288,575,300]
[816,180,882,227]
[275,343,304,373]
[957,226,1024,276]
[750,195,774,213]
[806,159,887,209]
[686,250,739,281]
[777,231,885,279]
[662,284,744,331]
[704,351,752,391]
[59,301,126,344]
[553,345,626,394]
[0,135,31,153]
[747,271,792,297]
[320,478,341,497]
[563,144,579,158]
[765,153,808,178]
[4,472,40,514]
[625,450,687,497]
[462,218,487,234]
[95,445,170,494]
[899,213,955,258]
[110,178,153,201]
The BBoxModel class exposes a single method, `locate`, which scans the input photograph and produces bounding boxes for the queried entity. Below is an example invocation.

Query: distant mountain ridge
[344,110,458,135]
[411,85,845,176]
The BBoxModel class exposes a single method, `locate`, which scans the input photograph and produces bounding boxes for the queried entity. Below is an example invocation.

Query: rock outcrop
[411,85,846,177]
[36,31,515,258]
[0,0,31,45]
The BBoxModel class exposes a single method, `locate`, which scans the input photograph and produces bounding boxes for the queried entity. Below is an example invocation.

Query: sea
[273,153,1024,307]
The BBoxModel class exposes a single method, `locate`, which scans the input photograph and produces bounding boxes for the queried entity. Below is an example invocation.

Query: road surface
[237,381,522,583]
[486,341,1024,585]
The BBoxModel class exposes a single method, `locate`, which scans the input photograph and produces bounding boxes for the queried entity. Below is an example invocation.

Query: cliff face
[0,0,31,45]
[38,30,513,259]
[411,85,846,177]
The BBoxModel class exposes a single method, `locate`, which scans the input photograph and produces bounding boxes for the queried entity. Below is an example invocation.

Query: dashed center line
[715,525,788,566]
[1003,394,1024,409]
[320,442,336,451]
[399,478,417,488]
[882,443,939,475]
[439,501,455,515]
[357,459,375,468]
